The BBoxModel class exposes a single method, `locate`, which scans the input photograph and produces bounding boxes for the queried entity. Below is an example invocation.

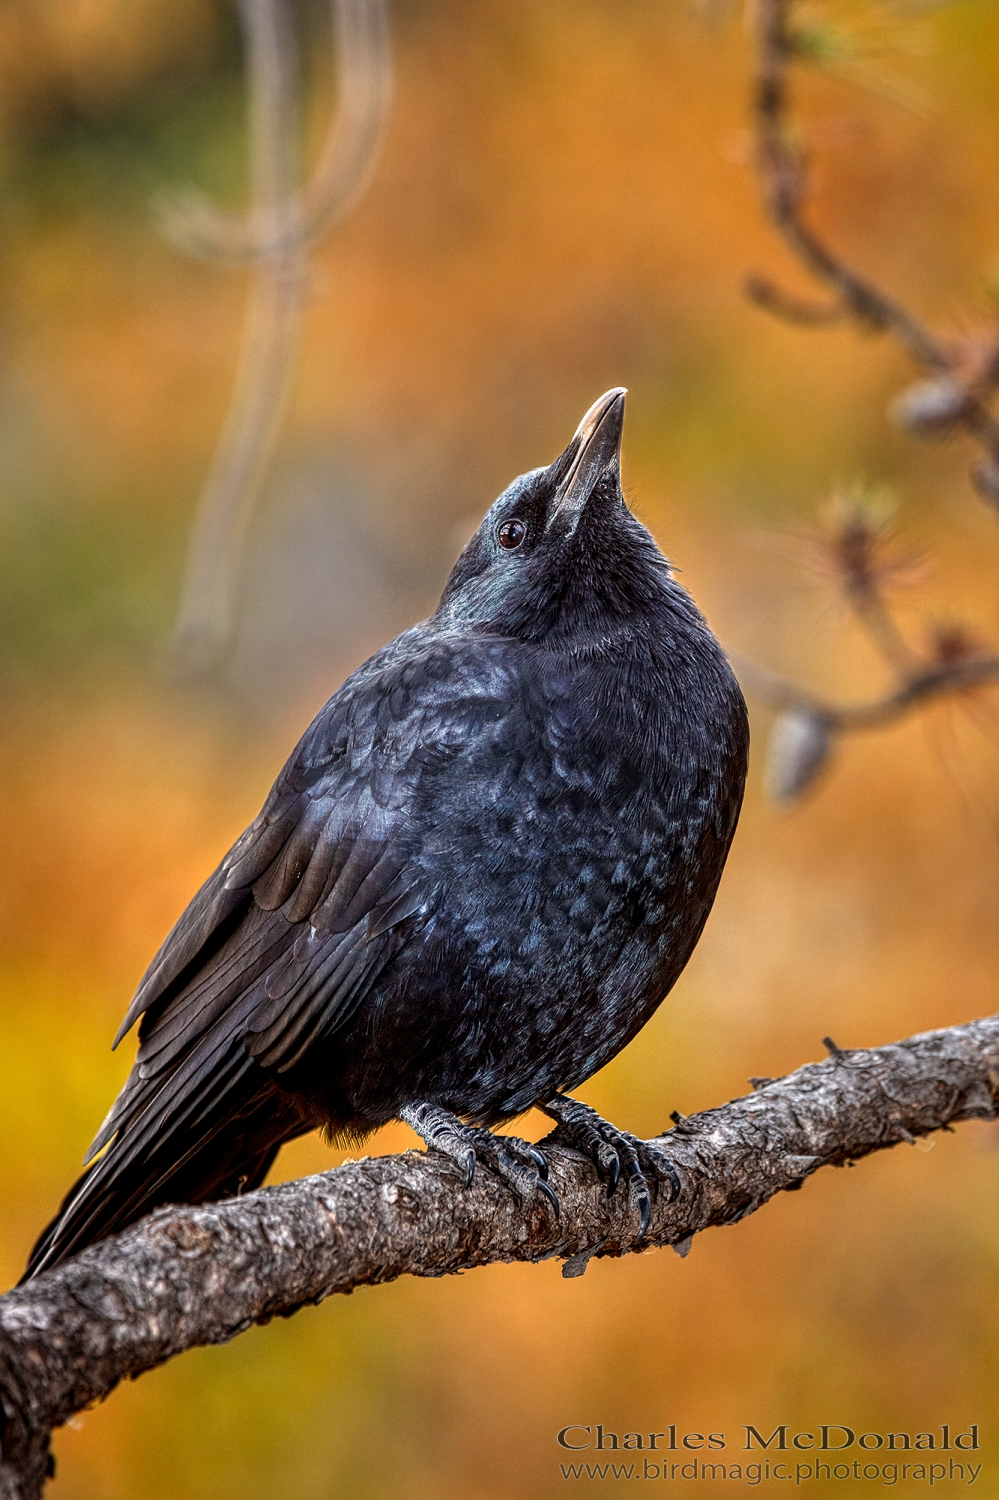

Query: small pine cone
[889,377,968,436]
[971,457,999,507]
[765,707,834,803]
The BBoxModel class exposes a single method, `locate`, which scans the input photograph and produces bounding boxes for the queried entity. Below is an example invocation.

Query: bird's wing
[86,634,518,1163]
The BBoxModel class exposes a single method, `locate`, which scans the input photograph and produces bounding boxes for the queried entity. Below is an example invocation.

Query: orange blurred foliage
[1,2,999,1497]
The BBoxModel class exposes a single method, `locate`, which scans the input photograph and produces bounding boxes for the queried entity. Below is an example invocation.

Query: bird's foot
[399,1102,559,1215]
[540,1093,680,1239]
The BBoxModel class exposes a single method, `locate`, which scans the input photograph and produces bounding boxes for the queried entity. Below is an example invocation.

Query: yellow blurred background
[2,1,999,1495]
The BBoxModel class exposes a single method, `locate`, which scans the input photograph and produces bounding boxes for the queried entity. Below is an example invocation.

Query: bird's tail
[22,1068,306,1282]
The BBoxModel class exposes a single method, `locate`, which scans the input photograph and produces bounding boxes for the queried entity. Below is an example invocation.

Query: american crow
[25,389,748,1279]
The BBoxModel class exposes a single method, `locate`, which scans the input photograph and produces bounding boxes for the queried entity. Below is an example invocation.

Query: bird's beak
[549,387,627,533]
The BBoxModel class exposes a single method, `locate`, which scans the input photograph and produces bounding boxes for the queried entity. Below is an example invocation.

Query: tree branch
[3,1014,998,1499]
[162,0,306,681]
[739,651,999,731]
[738,6,999,791]
[160,0,393,680]
[738,651,999,801]
[750,0,999,482]
[156,0,392,264]
[752,0,944,364]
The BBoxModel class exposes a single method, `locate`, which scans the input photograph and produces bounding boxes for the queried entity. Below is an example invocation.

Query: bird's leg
[539,1093,681,1239]
[399,1102,559,1215]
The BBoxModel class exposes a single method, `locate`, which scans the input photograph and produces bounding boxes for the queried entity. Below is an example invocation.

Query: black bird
[25,389,748,1280]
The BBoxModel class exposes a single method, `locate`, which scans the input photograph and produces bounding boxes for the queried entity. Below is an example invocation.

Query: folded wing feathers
[245,922,385,1071]
[87,679,453,1224]
[134,910,290,1072]
[279,815,345,923]
[251,798,330,911]
[221,800,299,889]
[112,882,251,1048]
[30,661,508,1280]
[367,878,429,938]
[92,787,426,1153]
[62,1046,263,1266]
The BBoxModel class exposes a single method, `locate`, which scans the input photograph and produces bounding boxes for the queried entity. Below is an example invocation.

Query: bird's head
[435,388,675,641]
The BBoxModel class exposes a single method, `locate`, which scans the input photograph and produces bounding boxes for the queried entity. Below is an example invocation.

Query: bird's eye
[497,518,527,550]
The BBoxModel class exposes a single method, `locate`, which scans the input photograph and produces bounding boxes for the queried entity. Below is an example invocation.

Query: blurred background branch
[156,0,392,262]
[742,485,999,798]
[740,0,999,799]
[162,0,392,681]
[749,0,999,497]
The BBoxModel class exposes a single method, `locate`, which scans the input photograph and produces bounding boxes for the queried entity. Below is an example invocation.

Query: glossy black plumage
[25,389,748,1279]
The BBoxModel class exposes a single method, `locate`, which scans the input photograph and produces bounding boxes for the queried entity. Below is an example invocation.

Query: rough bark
[2,1014,998,1499]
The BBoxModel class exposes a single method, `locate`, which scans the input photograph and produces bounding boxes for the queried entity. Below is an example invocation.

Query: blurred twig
[742,2,999,795]
[750,0,999,497]
[740,496,999,799]
[742,648,999,801]
[157,0,392,262]
[165,0,304,679]
[162,0,392,680]
[804,490,925,673]
[740,651,999,732]
[2,1012,998,1498]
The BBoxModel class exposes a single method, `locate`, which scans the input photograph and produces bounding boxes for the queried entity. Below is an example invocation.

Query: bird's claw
[597,1142,620,1194]
[635,1182,652,1239]
[527,1143,550,1179]
[541,1093,680,1241]
[399,1102,559,1217]
[659,1154,681,1200]
[463,1125,559,1216]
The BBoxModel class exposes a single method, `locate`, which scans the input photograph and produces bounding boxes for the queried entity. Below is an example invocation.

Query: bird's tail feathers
[21,1060,304,1281]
